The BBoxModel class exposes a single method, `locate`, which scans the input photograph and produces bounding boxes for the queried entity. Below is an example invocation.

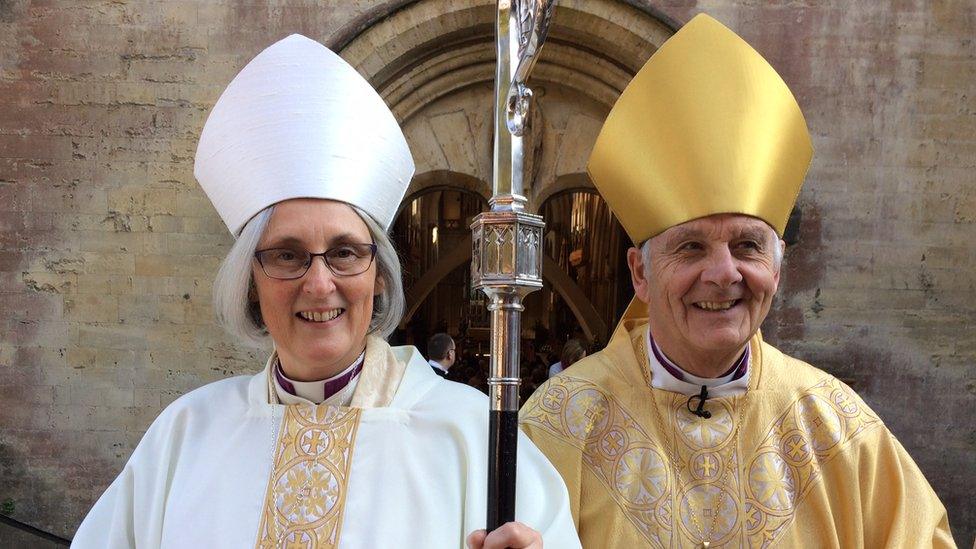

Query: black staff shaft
[487,409,519,530]
[484,292,525,529]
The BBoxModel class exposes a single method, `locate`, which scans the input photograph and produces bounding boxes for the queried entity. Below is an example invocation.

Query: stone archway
[396,170,492,220]
[338,0,676,344]
[338,0,676,212]
[339,0,677,115]
[532,172,593,211]
[398,233,608,342]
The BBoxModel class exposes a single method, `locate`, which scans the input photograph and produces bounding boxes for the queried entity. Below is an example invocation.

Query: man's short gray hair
[212,203,405,348]
[640,222,783,274]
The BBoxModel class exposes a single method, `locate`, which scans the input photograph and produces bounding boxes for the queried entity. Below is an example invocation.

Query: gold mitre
[587,13,813,242]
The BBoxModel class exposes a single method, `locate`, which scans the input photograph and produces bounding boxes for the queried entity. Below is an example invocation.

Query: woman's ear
[374,273,386,296]
[246,283,265,329]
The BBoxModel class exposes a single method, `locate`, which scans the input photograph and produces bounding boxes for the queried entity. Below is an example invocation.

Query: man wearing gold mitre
[520,14,956,548]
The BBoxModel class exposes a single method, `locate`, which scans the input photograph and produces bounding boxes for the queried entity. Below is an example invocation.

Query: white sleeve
[71,408,183,549]
[513,430,583,549]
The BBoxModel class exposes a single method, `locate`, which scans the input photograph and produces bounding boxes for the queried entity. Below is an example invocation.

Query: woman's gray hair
[212,203,405,348]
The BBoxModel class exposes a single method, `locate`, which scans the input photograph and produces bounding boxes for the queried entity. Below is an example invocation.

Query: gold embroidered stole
[255,405,361,549]
[521,322,882,548]
[254,336,407,549]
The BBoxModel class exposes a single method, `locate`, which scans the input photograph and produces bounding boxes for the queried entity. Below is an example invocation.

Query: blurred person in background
[547,339,586,378]
[427,332,456,378]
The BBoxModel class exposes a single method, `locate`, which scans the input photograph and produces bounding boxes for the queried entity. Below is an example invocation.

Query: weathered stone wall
[0,0,972,544]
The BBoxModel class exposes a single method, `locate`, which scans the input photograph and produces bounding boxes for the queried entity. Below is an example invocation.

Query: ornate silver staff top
[507,0,555,138]
[471,0,555,530]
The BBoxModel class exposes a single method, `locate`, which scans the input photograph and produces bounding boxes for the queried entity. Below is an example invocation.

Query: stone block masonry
[0,0,973,544]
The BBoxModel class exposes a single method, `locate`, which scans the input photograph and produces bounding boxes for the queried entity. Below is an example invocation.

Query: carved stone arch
[540,255,609,342]
[529,172,594,213]
[339,0,677,112]
[397,170,491,220]
[337,1,677,197]
[399,234,607,342]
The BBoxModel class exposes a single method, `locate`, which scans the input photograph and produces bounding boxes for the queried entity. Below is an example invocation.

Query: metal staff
[471,0,555,531]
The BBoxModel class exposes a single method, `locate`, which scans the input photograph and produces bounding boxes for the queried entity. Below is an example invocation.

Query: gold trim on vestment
[255,405,362,549]
[521,329,883,547]
[522,376,674,547]
[743,376,881,547]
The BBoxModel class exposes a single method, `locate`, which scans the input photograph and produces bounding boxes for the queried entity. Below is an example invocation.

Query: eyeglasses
[254,243,378,280]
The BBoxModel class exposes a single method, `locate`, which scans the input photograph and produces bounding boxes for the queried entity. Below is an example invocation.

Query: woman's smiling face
[252,198,381,381]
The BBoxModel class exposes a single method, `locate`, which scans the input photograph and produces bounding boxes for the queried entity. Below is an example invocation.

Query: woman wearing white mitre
[72,35,579,549]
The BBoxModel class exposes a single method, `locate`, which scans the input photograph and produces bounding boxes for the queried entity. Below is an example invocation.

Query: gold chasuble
[520,317,955,548]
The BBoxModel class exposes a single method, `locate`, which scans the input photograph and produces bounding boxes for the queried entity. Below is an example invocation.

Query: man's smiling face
[628,213,783,373]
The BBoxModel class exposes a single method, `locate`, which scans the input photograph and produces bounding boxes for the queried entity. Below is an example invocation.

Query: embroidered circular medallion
[779,431,812,466]
[599,427,629,459]
[831,388,860,416]
[299,428,332,455]
[748,451,796,513]
[541,384,569,412]
[678,483,738,542]
[613,446,668,506]
[275,461,342,525]
[743,501,766,534]
[676,401,734,449]
[690,451,723,481]
[563,388,611,440]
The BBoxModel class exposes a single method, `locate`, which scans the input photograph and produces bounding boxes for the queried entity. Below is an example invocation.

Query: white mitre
[194,34,415,236]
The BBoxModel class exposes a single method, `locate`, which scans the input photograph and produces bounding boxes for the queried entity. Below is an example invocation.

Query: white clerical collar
[428,359,448,374]
[273,350,366,406]
[645,328,750,397]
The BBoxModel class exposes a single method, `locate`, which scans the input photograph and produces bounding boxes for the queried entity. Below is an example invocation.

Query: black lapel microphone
[686,384,712,418]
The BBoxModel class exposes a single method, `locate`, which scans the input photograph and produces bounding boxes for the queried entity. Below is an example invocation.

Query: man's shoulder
[521,352,622,431]
[760,341,832,385]
[758,340,886,427]
[549,347,627,388]
[760,341,855,393]
[522,332,648,425]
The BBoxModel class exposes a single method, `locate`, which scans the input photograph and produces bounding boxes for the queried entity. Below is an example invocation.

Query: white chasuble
[72,336,581,548]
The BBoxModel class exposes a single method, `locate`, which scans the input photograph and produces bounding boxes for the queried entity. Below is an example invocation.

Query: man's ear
[773,238,786,285]
[626,246,652,304]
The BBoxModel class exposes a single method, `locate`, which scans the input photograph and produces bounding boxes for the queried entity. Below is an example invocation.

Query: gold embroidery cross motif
[585,404,607,431]
[304,430,325,452]
[834,392,854,413]
[700,455,717,477]
[787,438,806,460]
[256,406,362,549]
